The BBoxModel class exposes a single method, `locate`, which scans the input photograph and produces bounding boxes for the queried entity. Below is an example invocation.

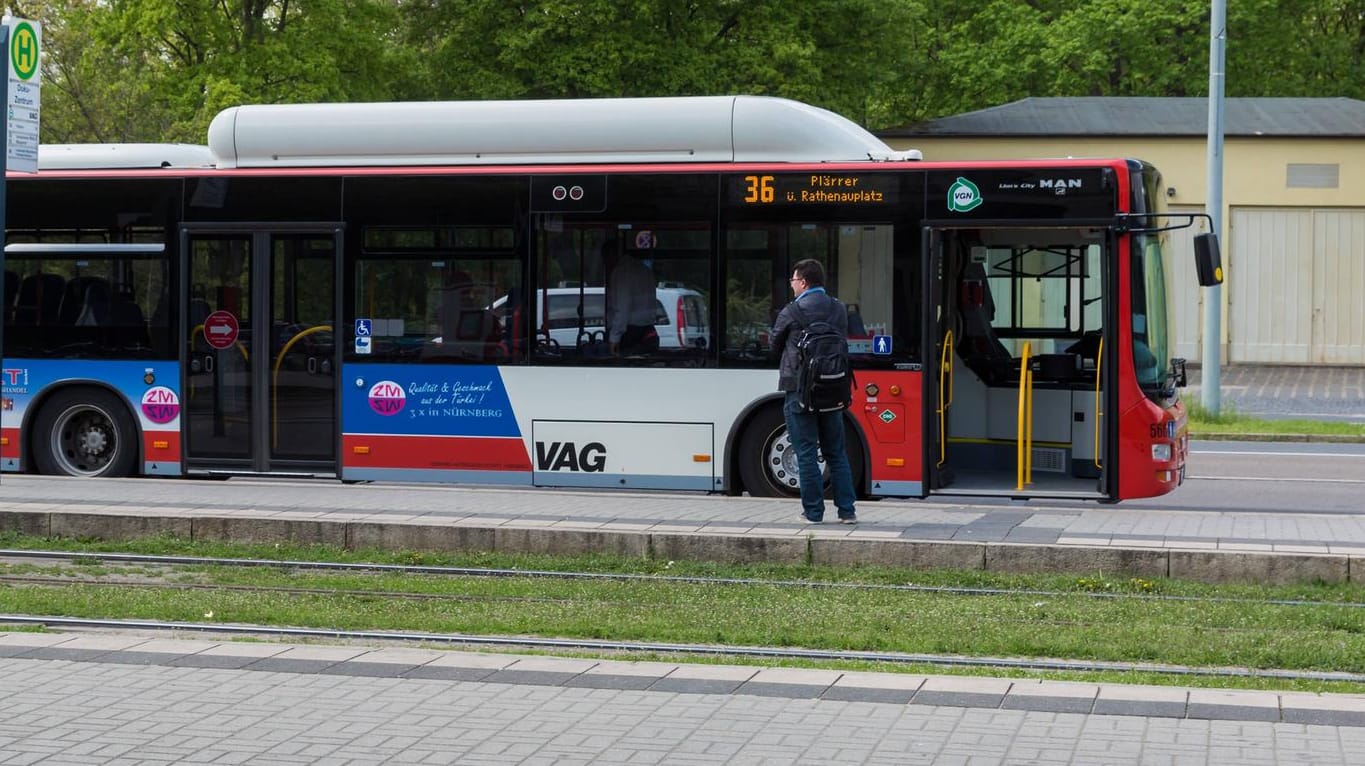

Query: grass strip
[2,532,1365,694]
[1186,401,1365,438]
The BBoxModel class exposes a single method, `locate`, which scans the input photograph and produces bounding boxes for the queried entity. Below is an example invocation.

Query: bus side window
[3,270,16,324]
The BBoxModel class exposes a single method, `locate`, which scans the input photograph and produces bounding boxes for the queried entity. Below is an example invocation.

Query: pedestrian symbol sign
[872,335,892,355]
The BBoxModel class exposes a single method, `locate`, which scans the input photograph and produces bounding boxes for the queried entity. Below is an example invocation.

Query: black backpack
[789,302,853,413]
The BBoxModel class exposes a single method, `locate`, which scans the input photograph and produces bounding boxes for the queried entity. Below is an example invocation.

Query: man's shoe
[838,513,858,525]
[801,513,824,524]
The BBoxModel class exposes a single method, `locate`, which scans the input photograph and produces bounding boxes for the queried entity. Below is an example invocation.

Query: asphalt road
[1119,440,1365,514]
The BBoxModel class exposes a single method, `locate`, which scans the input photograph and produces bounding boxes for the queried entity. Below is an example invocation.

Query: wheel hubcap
[52,406,118,476]
[765,429,825,491]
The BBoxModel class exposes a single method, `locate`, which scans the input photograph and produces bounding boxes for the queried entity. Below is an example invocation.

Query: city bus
[0,96,1219,502]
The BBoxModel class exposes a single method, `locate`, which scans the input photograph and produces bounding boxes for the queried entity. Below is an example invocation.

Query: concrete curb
[4,509,1359,585]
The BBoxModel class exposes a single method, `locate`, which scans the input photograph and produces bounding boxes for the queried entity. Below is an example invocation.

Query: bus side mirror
[1194,233,1223,287]
[1170,357,1188,389]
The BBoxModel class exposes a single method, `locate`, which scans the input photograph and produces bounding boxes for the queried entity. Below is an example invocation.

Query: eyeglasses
[789,276,803,283]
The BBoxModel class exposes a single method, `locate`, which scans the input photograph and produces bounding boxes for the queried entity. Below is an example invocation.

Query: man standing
[770,259,857,524]
[606,242,659,356]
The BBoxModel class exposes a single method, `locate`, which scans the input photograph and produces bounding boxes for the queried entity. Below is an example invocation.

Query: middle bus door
[182,228,341,476]
[923,226,1112,501]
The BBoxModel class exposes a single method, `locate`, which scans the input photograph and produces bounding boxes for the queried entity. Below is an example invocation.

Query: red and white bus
[0,96,1218,501]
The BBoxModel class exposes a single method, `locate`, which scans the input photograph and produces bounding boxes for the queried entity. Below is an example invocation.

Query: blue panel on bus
[2,359,182,430]
[343,364,521,437]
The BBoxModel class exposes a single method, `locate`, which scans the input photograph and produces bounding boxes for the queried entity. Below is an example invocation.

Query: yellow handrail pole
[937,330,954,467]
[1025,363,1034,485]
[1016,341,1031,490]
[271,325,333,449]
[1093,337,1104,470]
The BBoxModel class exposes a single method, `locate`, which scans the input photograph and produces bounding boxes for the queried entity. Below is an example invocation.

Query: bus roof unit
[206,96,919,168]
[38,143,216,170]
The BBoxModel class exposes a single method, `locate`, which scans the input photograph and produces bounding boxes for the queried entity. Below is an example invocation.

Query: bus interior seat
[14,273,65,325]
[74,278,113,326]
[111,286,151,346]
[956,263,1014,381]
[1066,330,1102,363]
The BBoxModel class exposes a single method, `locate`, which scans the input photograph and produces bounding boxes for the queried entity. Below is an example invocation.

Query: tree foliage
[18,0,1365,144]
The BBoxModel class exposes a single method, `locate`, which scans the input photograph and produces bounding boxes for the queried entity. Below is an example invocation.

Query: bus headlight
[1151,443,1172,462]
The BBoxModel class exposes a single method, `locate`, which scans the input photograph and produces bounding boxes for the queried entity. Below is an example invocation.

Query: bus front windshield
[1130,231,1171,392]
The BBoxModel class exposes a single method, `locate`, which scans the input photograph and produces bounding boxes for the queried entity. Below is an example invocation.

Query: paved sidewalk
[1188,364,1365,422]
[3,474,1365,586]
[3,631,1365,765]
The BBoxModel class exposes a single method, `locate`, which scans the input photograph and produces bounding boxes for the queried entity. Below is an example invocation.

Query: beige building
[880,97,1365,366]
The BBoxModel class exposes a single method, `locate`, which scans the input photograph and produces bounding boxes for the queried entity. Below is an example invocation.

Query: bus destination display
[732,173,894,207]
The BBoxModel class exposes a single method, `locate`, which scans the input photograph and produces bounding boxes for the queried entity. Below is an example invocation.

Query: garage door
[1165,206,1208,362]
[1229,208,1365,364]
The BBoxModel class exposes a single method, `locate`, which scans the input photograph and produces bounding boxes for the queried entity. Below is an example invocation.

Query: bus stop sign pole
[1,23,9,487]
[0,16,39,484]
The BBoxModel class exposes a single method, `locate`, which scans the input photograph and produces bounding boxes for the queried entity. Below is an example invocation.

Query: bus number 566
[743,175,774,204]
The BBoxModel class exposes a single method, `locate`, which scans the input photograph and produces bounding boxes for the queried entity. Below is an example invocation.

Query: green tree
[28,0,414,143]
[401,0,913,126]
[22,0,1365,144]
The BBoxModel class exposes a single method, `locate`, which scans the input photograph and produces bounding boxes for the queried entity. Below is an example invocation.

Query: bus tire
[32,388,139,478]
[738,406,800,497]
[738,405,866,499]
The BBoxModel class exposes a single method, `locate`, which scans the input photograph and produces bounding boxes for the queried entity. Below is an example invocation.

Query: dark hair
[792,259,825,287]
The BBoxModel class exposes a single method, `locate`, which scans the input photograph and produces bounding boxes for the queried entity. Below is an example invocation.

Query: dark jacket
[771,289,848,392]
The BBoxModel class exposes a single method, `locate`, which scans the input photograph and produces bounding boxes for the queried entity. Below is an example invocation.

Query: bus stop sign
[203,310,239,349]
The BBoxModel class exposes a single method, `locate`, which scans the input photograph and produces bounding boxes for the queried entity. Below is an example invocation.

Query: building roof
[879,97,1365,138]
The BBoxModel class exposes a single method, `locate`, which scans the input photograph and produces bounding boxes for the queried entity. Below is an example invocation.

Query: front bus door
[183,229,340,476]
[924,226,1114,500]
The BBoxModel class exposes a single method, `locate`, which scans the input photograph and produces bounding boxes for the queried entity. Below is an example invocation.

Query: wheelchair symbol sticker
[355,319,372,337]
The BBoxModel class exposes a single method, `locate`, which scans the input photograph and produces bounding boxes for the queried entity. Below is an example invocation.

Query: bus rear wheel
[738,405,863,499]
[33,389,138,478]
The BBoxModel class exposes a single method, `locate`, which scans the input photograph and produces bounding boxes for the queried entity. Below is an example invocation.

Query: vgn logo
[947,177,983,212]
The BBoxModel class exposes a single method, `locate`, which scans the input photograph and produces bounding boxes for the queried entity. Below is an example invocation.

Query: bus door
[925,226,1114,500]
[182,228,341,476]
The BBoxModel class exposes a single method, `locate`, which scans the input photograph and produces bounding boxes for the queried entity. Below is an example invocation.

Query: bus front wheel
[33,388,139,478]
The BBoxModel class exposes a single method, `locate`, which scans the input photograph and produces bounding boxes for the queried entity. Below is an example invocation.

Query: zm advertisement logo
[367,380,407,416]
[140,387,180,425]
[947,177,983,212]
[10,21,39,81]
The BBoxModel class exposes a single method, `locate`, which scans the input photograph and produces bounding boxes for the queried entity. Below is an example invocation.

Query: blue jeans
[783,392,856,520]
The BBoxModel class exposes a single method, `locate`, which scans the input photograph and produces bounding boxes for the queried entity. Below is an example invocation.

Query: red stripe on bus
[142,430,181,458]
[342,434,533,471]
[1,428,19,459]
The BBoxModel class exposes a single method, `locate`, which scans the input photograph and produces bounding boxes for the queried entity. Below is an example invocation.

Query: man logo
[535,441,607,472]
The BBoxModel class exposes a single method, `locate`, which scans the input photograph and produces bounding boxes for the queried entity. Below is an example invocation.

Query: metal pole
[1201,0,1226,414]
[0,25,9,485]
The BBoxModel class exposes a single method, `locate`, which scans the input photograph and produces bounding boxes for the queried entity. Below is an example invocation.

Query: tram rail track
[4,548,1364,609]
[6,547,1365,687]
